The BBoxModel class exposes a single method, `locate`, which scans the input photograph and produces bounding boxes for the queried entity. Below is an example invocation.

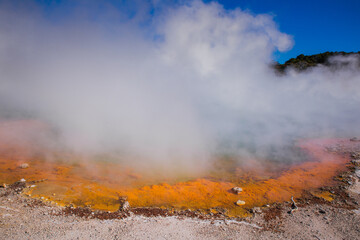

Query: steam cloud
[0,0,359,173]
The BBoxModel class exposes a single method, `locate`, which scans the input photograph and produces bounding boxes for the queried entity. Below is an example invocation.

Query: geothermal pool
[0,120,353,217]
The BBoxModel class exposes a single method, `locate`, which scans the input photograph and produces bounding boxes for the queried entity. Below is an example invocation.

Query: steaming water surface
[0,120,353,217]
[0,0,360,216]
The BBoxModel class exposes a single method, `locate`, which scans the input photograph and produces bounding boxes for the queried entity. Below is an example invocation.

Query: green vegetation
[274,51,360,73]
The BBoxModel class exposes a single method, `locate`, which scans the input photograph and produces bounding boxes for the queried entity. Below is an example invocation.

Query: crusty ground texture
[0,174,360,240]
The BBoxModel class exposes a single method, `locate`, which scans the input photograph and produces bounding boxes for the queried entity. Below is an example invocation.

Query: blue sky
[34,0,360,63]
[210,0,360,62]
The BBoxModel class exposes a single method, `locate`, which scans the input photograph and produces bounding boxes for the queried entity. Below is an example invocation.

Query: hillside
[275,51,360,73]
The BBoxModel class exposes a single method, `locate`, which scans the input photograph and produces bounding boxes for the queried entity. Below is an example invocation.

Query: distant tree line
[274,51,360,73]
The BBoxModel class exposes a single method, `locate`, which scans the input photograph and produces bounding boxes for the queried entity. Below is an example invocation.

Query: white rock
[121,201,130,211]
[118,196,130,211]
[20,178,26,182]
[232,187,243,194]
[355,169,360,178]
[236,200,246,206]
[251,207,262,213]
[19,163,29,169]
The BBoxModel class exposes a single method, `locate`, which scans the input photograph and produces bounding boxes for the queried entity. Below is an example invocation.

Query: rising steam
[0,0,359,173]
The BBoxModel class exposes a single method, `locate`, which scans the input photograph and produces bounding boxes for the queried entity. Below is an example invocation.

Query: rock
[231,187,243,194]
[355,169,360,178]
[351,152,360,160]
[9,180,26,193]
[319,209,326,214]
[118,196,130,211]
[19,163,29,169]
[250,207,262,214]
[235,200,246,206]
[121,201,130,211]
[351,159,360,165]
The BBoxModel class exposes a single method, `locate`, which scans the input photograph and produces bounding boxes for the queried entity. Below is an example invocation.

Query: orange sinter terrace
[0,120,354,217]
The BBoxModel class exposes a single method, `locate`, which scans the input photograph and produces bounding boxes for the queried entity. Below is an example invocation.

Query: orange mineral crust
[0,120,353,216]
